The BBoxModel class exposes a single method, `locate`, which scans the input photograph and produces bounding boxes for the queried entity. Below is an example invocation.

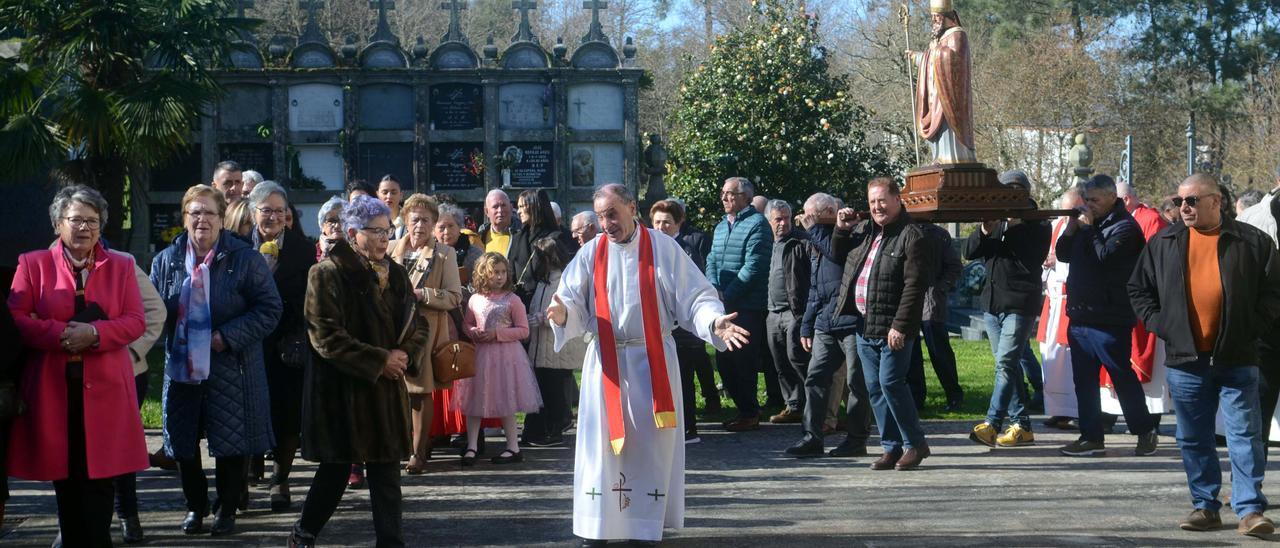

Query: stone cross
[441,0,468,43]
[235,0,254,18]
[511,0,537,43]
[582,0,608,43]
[299,0,325,43]
[369,0,398,43]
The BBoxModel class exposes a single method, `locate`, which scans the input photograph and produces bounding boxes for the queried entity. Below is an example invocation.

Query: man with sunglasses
[1129,173,1280,536]
[1054,174,1158,458]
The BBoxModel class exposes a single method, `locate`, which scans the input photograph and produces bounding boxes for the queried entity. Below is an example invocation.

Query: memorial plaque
[568,142,623,187]
[357,143,414,187]
[568,84,623,131]
[150,204,183,252]
[295,145,344,191]
[498,83,553,130]
[295,49,336,68]
[150,144,203,191]
[429,83,483,130]
[220,85,272,130]
[359,84,414,130]
[499,142,554,188]
[429,142,484,191]
[218,143,274,180]
[288,83,344,132]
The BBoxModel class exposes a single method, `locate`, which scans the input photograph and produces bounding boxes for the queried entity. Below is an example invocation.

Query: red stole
[1036,218,1070,345]
[593,227,678,455]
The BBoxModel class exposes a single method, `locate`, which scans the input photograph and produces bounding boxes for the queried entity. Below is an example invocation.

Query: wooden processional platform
[902,163,1074,222]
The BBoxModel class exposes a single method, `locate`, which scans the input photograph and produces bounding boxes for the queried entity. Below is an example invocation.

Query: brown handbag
[432,307,476,383]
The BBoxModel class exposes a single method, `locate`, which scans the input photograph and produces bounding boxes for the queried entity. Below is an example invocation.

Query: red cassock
[1100,204,1168,387]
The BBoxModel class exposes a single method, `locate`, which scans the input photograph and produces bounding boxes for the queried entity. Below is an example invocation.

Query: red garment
[1037,218,1070,345]
[7,241,149,481]
[1101,204,1169,387]
[429,387,500,436]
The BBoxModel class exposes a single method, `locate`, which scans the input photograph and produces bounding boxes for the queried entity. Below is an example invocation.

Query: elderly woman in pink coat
[6,185,148,546]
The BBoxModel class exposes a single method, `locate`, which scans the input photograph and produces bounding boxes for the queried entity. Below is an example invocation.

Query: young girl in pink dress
[453,252,542,465]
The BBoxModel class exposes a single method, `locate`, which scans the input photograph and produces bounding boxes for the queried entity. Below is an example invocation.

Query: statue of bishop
[909,0,976,165]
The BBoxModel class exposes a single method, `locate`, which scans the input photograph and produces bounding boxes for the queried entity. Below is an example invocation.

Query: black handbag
[277,324,311,368]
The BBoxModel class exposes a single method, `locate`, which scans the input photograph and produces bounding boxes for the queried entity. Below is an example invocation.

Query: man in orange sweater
[1129,173,1280,537]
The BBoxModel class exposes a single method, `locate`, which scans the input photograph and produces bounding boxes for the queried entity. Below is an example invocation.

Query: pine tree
[665,0,898,229]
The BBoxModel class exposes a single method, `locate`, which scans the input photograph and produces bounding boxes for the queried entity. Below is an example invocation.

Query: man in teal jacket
[706,176,774,431]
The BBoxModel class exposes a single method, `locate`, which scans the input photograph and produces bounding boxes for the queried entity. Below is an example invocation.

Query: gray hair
[317,195,346,227]
[764,199,792,217]
[485,188,511,205]
[1239,189,1265,209]
[805,192,839,215]
[572,210,600,230]
[1115,181,1136,200]
[437,202,467,227]
[550,201,563,220]
[247,180,288,209]
[592,183,635,204]
[49,184,109,230]
[342,194,392,233]
[726,176,754,199]
[1079,174,1117,195]
[213,160,242,178]
[242,170,265,186]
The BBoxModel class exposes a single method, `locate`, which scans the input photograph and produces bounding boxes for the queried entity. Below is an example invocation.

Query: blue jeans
[983,312,1033,429]
[1166,358,1268,517]
[1020,345,1043,398]
[1068,325,1153,442]
[857,334,927,452]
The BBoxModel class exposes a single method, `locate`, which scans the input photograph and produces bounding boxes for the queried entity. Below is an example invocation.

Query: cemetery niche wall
[135,0,643,256]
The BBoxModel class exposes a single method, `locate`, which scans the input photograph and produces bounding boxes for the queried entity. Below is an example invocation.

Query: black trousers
[56,364,115,547]
[676,344,708,433]
[523,368,572,441]
[676,339,718,406]
[299,461,403,547]
[716,309,765,419]
[178,455,247,517]
[113,372,148,519]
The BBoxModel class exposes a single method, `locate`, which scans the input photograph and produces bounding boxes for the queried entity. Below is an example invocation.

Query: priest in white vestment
[548,184,750,545]
[1039,190,1079,424]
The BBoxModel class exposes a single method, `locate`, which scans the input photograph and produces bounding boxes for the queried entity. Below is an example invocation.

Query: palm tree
[0,0,253,244]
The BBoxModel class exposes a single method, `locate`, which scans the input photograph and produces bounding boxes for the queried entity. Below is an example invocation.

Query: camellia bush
[665,0,900,230]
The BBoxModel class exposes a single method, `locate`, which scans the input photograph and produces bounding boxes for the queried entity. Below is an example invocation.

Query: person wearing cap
[1055,174,1158,457]
[962,170,1050,448]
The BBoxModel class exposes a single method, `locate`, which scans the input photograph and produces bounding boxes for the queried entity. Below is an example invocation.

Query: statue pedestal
[902,163,1070,222]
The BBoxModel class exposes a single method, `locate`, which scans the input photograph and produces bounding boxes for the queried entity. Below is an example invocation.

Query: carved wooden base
[901,163,1072,222]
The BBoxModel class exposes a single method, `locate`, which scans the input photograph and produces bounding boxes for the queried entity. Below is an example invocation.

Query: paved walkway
[3,419,1278,547]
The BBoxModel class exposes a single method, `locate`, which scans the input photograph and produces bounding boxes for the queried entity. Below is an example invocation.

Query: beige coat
[526,270,586,370]
[390,236,462,393]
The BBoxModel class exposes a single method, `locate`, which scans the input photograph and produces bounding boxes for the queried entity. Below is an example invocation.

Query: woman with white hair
[246,182,317,512]
[315,196,346,261]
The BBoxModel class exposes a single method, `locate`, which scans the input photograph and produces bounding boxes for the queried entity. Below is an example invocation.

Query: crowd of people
[1,159,1278,546]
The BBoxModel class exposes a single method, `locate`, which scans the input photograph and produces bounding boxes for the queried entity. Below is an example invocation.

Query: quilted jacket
[705,205,773,311]
[152,230,282,459]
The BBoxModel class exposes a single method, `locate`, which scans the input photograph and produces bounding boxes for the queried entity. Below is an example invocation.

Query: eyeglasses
[257,207,287,218]
[1172,195,1216,208]
[720,191,743,199]
[63,217,101,229]
[322,218,341,228]
[185,210,219,219]
[360,226,392,239]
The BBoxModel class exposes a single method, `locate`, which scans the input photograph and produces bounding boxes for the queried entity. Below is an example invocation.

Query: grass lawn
[139,337,1013,429]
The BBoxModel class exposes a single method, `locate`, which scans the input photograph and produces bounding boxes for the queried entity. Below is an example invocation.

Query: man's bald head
[1176,173,1223,230]
[1116,182,1140,213]
[1060,188,1082,210]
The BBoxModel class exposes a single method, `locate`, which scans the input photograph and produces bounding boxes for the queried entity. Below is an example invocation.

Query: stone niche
[498,83,554,130]
[359,84,414,130]
[356,142,414,184]
[219,84,272,130]
[429,83,483,131]
[568,143,623,187]
[567,83,624,131]
[288,83,344,132]
[295,145,344,191]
